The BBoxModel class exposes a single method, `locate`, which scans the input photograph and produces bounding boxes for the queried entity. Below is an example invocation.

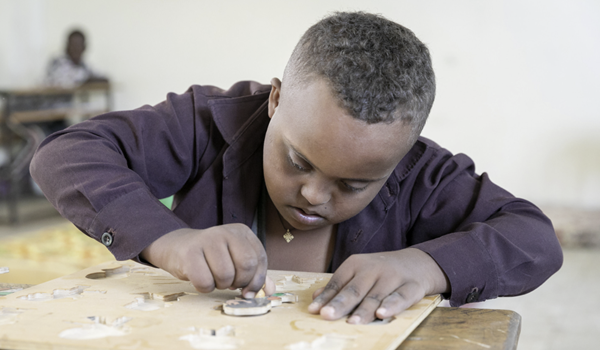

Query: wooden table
[0,82,111,224]
[0,82,111,124]
[1,283,521,350]
[399,307,521,350]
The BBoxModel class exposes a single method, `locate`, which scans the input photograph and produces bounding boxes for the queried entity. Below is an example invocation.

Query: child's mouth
[291,206,325,226]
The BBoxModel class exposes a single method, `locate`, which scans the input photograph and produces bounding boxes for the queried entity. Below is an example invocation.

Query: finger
[376,282,425,319]
[307,277,345,314]
[263,276,276,296]
[203,241,236,290]
[240,272,267,298]
[318,279,368,320]
[186,251,217,293]
[230,233,268,298]
[228,239,260,288]
[346,281,395,325]
[308,263,357,315]
[312,287,325,299]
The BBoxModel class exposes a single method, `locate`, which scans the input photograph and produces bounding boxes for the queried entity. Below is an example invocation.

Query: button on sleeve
[465,287,480,303]
[101,231,114,247]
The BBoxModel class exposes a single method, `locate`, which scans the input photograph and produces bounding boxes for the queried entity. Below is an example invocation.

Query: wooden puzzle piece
[224,280,299,314]
[272,292,298,303]
[180,325,241,349]
[58,316,131,340]
[285,333,356,349]
[234,295,282,307]
[125,297,168,311]
[275,275,322,292]
[255,284,266,298]
[85,265,130,280]
[223,298,271,316]
[125,292,187,311]
[0,307,25,326]
[150,291,187,302]
[17,285,93,301]
[267,296,282,307]
[85,265,157,280]
[0,287,23,297]
[53,286,93,299]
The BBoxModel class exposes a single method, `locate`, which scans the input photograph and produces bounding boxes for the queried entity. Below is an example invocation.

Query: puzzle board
[0,261,441,350]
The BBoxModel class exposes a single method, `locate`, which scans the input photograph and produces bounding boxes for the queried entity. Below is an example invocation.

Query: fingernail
[308,302,320,312]
[320,306,335,318]
[347,315,361,324]
[244,291,256,299]
[377,307,387,318]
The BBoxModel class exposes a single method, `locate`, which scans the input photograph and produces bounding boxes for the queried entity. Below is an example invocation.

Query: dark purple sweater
[30,81,563,307]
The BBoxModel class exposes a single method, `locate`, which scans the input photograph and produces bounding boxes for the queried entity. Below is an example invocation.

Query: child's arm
[30,84,272,298]
[30,93,199,259]
[308,138,563,324]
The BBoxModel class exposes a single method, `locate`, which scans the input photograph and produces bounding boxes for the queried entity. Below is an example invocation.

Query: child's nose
[300,179,331,206]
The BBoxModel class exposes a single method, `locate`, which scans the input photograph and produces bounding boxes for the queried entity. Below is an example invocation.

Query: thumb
[264,276,276,296]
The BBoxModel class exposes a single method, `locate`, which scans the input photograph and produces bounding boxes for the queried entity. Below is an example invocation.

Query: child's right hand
[140,224,273,298]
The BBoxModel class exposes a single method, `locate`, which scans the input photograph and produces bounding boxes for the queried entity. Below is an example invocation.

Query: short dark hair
[67,29,85,42]
[284,12,436,137]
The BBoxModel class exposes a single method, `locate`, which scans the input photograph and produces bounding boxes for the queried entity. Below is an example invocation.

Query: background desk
[0,82,111,224]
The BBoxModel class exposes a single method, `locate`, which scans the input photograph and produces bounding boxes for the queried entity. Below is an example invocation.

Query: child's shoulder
[392,136,476,183]
[188,81,271,100]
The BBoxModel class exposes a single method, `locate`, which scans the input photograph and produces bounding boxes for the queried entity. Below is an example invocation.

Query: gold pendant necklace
[283,229,294,243]
[277,211,294,243]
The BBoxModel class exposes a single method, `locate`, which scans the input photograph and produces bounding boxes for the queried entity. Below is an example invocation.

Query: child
[30,12,562,325]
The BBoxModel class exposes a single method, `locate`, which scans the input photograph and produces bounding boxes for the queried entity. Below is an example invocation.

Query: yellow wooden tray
[0,260,440,350]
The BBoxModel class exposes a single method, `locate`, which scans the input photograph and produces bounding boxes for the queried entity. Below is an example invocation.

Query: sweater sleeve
[30,89,207,261]
[406,141,563,306]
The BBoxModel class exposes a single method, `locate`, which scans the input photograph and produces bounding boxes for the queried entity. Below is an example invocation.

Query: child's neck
[264,197,336,273]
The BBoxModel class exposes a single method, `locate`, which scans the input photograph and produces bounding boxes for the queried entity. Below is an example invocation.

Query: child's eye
[341,181,367,193]
[287,155,308,172]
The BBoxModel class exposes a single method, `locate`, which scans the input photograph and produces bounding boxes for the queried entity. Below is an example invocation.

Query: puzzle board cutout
[0,261,441,350]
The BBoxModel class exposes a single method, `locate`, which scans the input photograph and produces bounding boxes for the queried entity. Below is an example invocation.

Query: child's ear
[268,78,282,119]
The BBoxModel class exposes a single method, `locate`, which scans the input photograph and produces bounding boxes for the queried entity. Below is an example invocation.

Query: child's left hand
[307,248,449,324]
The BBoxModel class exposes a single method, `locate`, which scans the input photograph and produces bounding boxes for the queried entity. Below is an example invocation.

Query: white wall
[1,0,599,209]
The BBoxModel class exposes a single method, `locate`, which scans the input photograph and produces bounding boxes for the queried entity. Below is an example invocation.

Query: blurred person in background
[45,29,107,89]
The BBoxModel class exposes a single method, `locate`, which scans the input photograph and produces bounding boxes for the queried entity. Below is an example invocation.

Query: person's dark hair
[67,29,85,42]
[284,12,436,138]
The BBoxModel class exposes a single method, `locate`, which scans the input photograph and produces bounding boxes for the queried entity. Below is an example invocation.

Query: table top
[1,283,520,350]
[0,82,110,96]
[400,306,521,350]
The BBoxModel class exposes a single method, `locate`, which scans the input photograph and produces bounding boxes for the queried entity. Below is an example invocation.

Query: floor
[1,199,599,349]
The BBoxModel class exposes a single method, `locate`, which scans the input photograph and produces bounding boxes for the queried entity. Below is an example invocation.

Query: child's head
[283,11,435,142]
[263,12,435,230]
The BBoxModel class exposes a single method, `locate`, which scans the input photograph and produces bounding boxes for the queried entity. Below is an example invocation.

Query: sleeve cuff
[412,224,500,307]
[88,188,188,261]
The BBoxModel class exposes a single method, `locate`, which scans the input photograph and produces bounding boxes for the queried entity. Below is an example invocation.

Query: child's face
[263,78,414,231]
